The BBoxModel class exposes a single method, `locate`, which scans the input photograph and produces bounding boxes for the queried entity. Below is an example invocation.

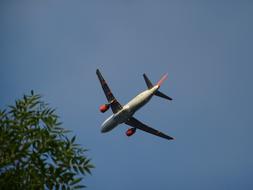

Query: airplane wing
[125,117,174,140]
[96,69,122,114]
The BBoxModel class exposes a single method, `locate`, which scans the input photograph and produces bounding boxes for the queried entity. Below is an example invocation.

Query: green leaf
[73,185,86,189]
[73,165,78,173]
[70,177,82,186]
[84,167,91,175]
[79,166,85,175]
[71,136,76,144]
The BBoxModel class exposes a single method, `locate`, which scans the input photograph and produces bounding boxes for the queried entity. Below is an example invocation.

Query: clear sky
[1,1,253,189]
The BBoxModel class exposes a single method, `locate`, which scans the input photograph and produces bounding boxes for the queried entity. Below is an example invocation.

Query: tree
[0,91,94,189]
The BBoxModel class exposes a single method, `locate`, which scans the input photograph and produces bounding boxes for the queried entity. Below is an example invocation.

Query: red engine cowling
[126,128,136,137]
[99,104,110,113]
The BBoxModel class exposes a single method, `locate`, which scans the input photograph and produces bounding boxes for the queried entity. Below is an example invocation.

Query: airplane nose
[101,122,110,133]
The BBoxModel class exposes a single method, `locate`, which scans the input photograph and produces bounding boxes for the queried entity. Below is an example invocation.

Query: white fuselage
[101,85,159,133]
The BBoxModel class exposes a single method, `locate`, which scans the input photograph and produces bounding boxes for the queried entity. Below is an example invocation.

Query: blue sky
[1,1,253,189]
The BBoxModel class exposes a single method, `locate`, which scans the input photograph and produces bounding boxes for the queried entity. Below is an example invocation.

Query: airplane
[96,69,174,141]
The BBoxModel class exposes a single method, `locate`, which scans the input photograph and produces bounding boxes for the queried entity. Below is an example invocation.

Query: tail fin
[143,74,153,89]
[157,73,168,87]
[156,73,172,101]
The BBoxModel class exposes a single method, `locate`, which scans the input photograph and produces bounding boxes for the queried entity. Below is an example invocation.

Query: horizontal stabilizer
[155,91,172,101]
[143,74,153,89]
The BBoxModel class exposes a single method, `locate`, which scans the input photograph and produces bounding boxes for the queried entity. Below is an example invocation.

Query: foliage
[0,91,94,190]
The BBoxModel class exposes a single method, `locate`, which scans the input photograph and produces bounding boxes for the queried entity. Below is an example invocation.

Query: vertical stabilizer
[157,73,168,87]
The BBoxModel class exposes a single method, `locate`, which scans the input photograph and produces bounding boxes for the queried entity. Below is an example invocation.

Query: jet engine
[99,104,110,113]
[126,128,136,137]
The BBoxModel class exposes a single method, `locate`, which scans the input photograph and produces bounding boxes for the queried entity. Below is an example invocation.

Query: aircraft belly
[114,106,132,124]
[101,107,132,133]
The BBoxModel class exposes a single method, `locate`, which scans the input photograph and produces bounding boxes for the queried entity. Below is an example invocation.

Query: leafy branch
[0,91,94,189]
